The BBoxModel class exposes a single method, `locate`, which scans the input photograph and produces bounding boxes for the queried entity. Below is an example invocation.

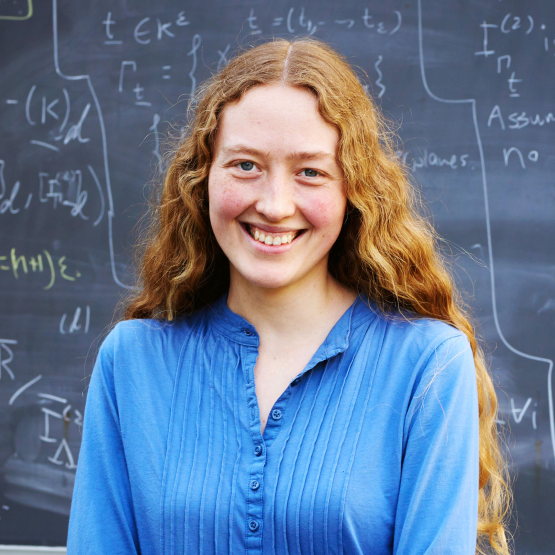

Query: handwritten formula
[0,1,553,551]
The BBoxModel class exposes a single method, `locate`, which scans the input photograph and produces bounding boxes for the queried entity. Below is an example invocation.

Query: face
[208,84,346,293]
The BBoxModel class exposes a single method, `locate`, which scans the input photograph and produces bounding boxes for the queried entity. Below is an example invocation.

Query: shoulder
[93,308,214,388]
[377,313,476,417]
[86,308,216,409]
[354,298,470,357]
[100,308,211,357]
[356,301,475,399]
[370,305,472,368]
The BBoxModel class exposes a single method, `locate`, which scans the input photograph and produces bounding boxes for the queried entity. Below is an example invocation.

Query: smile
[242,223,305,246]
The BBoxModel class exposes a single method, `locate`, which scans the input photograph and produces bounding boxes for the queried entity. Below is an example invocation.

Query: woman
[67,38,510,554]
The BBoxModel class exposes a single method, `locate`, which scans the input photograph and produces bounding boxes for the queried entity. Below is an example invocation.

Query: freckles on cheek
[210,177,249,219]
[305,195,345,234]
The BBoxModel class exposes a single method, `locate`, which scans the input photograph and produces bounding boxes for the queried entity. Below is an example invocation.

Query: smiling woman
[208,84,348,293]
[66,38,511,555]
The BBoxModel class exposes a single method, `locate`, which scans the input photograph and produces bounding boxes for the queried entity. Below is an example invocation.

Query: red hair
[121,38,511,554]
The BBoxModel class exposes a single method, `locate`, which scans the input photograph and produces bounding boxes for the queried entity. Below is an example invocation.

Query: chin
[233,264,299,290]
[243,273,295,290]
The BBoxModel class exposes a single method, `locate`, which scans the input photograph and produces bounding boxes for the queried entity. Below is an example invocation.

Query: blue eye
[239,161,255,171]
[302,169,319,177]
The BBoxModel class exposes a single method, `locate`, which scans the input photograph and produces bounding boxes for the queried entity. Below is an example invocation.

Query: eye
[301,168,320,178]
[238,161,255,171]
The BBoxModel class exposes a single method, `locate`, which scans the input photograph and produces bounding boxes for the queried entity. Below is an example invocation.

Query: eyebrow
[219,145,337,163]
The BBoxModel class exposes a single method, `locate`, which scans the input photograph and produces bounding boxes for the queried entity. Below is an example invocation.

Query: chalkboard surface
[1,0,554,551]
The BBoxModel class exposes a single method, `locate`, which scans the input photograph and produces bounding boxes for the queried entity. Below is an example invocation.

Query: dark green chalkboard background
[1,0,554,551]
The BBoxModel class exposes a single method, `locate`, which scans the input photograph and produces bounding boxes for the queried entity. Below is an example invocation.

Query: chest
[149,347,401,555]
[253,350,309,434]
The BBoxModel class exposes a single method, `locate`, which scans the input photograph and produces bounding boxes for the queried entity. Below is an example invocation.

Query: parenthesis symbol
[60,88,70,133]
[43,249,55,290]
[0,160,6,200]
[287,7,295,33]
[390,11,402,35]
[26,85,36,126]
[500,13,511,33]
[88,165,105,226]
[526,15,534,35]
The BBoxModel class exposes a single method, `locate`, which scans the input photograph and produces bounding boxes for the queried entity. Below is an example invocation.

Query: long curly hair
[122,37,511,554]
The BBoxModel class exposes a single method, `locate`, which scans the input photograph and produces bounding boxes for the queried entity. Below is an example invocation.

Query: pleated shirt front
[67,294,479,555]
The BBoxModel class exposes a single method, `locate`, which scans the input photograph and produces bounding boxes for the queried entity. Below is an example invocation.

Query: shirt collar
[209,292,377,366]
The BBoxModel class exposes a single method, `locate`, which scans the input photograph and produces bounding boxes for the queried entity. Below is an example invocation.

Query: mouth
[241,223,306,246]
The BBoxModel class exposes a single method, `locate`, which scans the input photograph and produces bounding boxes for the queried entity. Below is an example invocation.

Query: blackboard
[1,0,554,552]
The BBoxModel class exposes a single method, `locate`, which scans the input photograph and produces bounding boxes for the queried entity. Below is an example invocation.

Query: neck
[227,262,357,346]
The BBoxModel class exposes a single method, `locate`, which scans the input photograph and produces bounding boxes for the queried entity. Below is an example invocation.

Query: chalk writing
[37,393,79,469]
[59,306,90,335]
[487,105,555,129]
[0,248,81,289]
[0,339,17,381]
[0,2,553,544]
[396,149,470,172]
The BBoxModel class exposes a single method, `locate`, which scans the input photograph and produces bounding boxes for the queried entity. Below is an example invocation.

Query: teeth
[249,225,297,245]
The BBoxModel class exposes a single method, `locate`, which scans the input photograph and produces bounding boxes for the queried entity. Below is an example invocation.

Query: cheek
[302,191,346,237]
[208,173,251,225]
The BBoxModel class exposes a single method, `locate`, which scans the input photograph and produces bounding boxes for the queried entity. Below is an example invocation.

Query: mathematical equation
[0,160,105,224]
[1,340,84,470]
[0,247,81,290]
[101,7,402,45]
[476,12,555,99]
[1,0,554,488]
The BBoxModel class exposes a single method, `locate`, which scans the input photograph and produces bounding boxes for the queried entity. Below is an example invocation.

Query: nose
[254,172,296,222]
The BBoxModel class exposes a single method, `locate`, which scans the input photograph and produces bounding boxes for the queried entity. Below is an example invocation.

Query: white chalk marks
[418,0,555,460]
[52,0,132,290]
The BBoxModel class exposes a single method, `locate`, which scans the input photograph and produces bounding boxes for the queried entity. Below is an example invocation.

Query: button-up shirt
[67,294,479,554]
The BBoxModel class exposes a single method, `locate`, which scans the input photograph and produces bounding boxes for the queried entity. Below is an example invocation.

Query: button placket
[245,336,265,546]
[248,441,264,537]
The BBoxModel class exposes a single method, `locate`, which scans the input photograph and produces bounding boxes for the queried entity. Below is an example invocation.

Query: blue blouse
[67,294,479,554]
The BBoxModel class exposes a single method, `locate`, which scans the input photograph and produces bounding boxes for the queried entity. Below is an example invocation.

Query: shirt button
[291,378,300,387]
[243,329,252,336]
[250,479,260,490]
[248,519,259,532]
[271,409,282,420]
[254,444,263,456]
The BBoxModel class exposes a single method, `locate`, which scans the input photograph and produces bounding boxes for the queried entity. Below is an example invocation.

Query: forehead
[214,84,339,158]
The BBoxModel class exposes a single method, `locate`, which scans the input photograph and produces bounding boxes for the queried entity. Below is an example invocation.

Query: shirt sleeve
[393,334,479,555]
[66,329,140,554]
